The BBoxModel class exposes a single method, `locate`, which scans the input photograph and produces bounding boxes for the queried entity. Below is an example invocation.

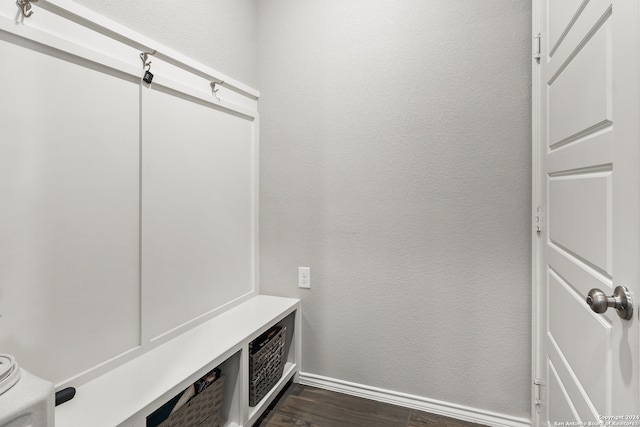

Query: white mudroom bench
[55,295,300,427]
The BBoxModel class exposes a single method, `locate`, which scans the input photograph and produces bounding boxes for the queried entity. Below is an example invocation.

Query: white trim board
[530,1,544,425]
[299,373,531,427]
[37,0,259,100]
[0,0,258,118]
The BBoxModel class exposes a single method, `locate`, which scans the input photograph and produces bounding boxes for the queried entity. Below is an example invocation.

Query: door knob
[586,286,633,320]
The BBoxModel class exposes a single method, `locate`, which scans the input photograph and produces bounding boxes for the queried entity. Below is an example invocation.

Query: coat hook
[140,50,156,85]
[211,81,224,101]
[17,0,38,18]
[140,50,156,71]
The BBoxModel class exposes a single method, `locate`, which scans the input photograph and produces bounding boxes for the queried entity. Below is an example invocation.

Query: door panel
[548,247,613,306]
[549,362,581,422]
[549,0,586,52]
[547,128,612,174]
[548,357,597,422]
[536,0,639,424]
[548,271,611,413]
[548,174,612,274]
[548,18,611,147]
[548,0,612,79]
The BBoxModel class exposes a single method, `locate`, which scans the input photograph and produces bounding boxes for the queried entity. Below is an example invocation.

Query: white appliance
[0,354,54,427]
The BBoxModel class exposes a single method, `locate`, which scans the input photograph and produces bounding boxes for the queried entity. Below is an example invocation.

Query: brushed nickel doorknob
[586,286,633,320]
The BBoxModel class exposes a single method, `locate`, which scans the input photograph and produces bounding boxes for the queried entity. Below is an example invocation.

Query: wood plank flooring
[253,382,484,427]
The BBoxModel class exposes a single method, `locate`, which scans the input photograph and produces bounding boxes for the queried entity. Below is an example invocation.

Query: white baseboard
[298,372,531,427]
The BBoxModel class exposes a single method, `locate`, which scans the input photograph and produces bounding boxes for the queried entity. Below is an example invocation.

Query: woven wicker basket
[158,374,225,427]
[249,326,287,407]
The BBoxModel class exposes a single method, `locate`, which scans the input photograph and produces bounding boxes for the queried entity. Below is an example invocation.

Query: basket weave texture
[249,326,287,407]
[158,374,225,427]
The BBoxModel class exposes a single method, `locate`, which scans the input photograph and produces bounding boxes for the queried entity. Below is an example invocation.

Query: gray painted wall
[73,0,258,87]
[257,0,532,419]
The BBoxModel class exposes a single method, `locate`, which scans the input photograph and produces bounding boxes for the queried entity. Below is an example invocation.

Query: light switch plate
[298,267,311,289]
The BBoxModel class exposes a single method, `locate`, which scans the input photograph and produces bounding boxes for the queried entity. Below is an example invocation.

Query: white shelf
[55,295,300,427]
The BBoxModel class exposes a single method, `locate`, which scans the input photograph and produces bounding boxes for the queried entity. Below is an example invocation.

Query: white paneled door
[534,0,640,426]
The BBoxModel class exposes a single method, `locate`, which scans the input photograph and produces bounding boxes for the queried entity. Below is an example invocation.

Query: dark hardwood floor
[253,382,485,427]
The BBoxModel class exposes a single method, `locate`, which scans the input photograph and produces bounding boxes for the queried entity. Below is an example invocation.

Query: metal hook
[17,0,38,19]
[211,81,224,101]
[140,50,156,71]
[140,50,157,85]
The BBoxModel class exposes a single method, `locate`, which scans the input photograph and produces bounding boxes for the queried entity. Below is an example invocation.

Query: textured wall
[72,0,258,87]
[257,0,532,419]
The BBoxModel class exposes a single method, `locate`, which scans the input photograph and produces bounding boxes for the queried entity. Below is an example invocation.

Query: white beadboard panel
[141,87,256,341]
[548,0,586,55]
[548,19,611,148]
[0,0,259,390]
[0,37,140,385]
[548,173,612,274]
[548,271,610,415]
